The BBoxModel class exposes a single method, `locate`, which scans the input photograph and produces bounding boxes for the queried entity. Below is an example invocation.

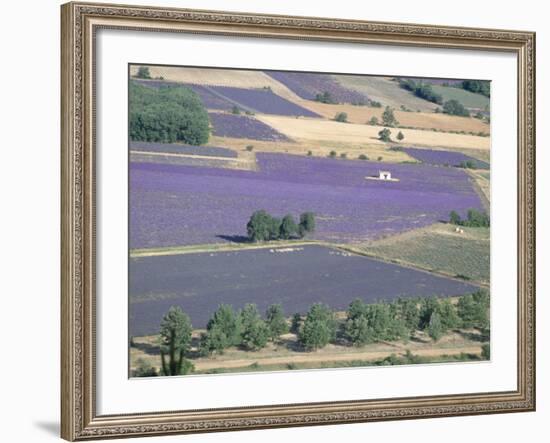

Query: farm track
[130,150,251,163]
[192,345,483,371]
[468,172,491,212]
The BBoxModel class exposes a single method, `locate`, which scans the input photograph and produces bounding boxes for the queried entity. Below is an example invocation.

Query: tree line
[133,290,489,377]
[397,78,472,117]
[246,210,315,242]
[449,209,490,227]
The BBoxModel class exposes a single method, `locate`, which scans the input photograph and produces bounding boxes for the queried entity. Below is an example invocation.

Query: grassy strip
[194,351,484,374]
[130,239,320,258]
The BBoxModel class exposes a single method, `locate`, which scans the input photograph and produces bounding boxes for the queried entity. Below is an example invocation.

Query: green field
[430,85,490,109]
[362,223,490,284]
[333,75,438,112]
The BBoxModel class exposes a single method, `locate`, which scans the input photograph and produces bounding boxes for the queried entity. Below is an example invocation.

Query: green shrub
[427,311,443,341]
[315,91,337,104]
[378,128,392,142]
[298,212,316,238]
[461,80,490,97]
[279,214,298,240]
[265,304,289,341]
[159,306,193,376]
[290,313,302,334]
[334,112,348,123]
[247,210,274,242]
[481,343,491,359]
[398,78,443,104]
[442,99,470,117]
[132,359,158,377]
[457,290,490,329]
[200,304,242,354]
[382,106,399,127]
[449,209,490,227]
[135,66,151,79]
[299,304,337,350]
[240,304,270,351]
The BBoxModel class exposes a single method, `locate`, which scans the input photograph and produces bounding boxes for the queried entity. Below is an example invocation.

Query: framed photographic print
[61,1,536,440]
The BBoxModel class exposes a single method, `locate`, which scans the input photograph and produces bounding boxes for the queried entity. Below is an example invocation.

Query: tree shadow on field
[284,337,307,353]
[132,341,160,356]
[216,234,250,243]
[457,329,485,343]
[410,335,430,344]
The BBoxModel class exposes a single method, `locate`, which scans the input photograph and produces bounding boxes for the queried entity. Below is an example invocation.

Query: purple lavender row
[207,85,321,117]
[129,153,483,249]
[208,113,292,142]
[403,147,489,169]
[265,71,369,104]
[130,141,238,158]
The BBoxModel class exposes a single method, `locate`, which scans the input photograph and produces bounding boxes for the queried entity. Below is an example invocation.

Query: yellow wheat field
[130,65,303,102]
[256,115,490,151]
[297,101,490,134]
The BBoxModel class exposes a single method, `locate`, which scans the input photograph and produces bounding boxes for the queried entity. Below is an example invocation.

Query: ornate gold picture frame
[61,2,535,440]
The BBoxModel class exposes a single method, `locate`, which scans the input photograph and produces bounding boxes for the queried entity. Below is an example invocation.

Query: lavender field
[208,86,321,117]
[266,71,369,104]
[403,147,489,169]
[208,113,292,141]
[133,79,319,117]
[129,245,480,336]
[130,153,483,249]
[130,141,238,158]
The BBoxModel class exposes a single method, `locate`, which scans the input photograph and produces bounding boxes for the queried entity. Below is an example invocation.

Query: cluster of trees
[293,291,489,351]
[458,160,478,169]
[133,290,490,376]
[378,127,402,142]
[135,66,151,79]
[367,108,402,128]
[129,81,210,145]
[344,291,489,345]
[398,78,444,105]
[200,303,289,355]
[449,209,490,227]
[315,91,338,104]
[442,99,470,117]
[461,80,491,97]
[246,210,315,242]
